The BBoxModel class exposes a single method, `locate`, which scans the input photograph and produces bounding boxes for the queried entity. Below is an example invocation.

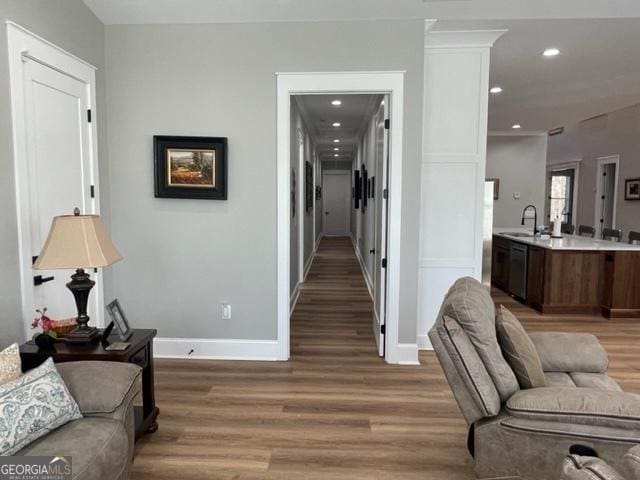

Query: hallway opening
[276,72,407,364]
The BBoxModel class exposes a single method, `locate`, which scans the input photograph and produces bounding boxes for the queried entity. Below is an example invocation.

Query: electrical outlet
[221,303,232,320]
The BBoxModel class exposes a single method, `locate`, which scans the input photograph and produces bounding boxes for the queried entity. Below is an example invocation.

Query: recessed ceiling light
[333,148,339,151]
[490,86,503,94]
[333,139,340,143]
[512,124,522,129]
[331,100,342,106]
[332,122,341,127]
[334,154,339,157]
[542,48,560,57]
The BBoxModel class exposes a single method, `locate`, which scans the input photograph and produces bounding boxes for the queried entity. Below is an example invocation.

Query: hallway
[291,236,379,361]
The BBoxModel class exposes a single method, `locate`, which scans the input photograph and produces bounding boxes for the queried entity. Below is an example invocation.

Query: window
[547,168,575,225]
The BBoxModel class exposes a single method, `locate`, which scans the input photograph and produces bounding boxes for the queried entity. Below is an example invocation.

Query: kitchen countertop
[493,229,640,251]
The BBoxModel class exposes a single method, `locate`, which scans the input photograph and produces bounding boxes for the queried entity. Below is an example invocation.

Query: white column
[417,23,506,348]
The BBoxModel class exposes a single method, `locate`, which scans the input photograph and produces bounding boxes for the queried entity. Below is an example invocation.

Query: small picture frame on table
[105,299,133,341]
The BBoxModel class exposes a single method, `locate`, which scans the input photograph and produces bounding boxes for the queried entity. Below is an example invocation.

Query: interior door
[373,96,389,356]
[595,160,618,238]
[20,58,100,333]
[322,172,350,236]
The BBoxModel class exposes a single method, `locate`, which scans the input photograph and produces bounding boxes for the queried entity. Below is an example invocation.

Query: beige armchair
[428,277,640,480]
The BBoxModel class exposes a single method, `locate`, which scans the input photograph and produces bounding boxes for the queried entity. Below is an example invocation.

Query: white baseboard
[417,334,433,350]
[290,283,300,317]
[396,343,420,365]
[351,237,374,300]
[303,253,314,281]
[314,234,322,252]
[154,337,280,361]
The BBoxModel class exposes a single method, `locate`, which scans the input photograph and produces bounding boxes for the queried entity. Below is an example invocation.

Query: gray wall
[486,135,548,228]
[105,20,423,343]
[548,104,640,237]
[0,0,107,347]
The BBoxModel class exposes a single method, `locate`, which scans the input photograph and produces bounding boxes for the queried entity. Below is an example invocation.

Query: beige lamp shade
[33,213,122,270]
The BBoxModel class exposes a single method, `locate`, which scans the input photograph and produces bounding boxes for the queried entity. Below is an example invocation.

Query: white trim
[488,130,546,137]
[289,283,300,317]
[303,251,314,281]
[7,22,104,341]
[277,71,405,364]
[154,338,280,361]
[396,343,420,365]
[351,236,374,300]
[417,334,432,350]
[594,155,620,238]
[425,29,507,49]
[314,233,322,252]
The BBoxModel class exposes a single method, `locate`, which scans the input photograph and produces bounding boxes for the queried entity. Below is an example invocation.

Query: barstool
[561,223,575,235]
[629,231,640,245]
[578,225,595,238]
[602,228,623,242]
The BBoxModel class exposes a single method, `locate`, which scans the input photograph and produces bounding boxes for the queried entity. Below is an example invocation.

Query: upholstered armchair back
[428,277,519,426]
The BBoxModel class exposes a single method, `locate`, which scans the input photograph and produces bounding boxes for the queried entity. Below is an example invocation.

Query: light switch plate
[513,192,521,199]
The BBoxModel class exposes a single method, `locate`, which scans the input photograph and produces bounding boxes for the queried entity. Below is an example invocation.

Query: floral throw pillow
[0,343,22,386]
[0,358,82,455]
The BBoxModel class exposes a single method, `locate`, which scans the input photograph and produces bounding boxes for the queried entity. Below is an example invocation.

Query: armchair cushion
[56,361,141,417]
[561,454,626,480]
[496,305,546,389]
[440,277,519,402]
[506,387,640,430]
[529,332,608,373]
[545,372,622,391]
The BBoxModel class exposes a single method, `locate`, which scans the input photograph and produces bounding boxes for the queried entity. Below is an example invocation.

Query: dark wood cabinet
[526,246,545,309]
[492,236,511,291]
[601,251,640,318]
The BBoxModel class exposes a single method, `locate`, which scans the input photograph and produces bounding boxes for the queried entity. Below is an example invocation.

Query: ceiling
[81,1,640,133]
[83,0,640,25]
[294,94,381,163]
[434,18,640,132]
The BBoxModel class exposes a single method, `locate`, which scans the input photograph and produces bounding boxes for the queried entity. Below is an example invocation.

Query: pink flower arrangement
[32,308,58,335]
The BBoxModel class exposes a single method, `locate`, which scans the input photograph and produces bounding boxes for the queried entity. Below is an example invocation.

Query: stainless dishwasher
[509,243,528,300]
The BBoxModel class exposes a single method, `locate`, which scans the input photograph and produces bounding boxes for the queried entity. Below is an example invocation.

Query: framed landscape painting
[625,178,640,201]
[154,135,227,199]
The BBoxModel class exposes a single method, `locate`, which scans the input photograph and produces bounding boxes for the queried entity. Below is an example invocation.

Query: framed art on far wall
[305,161,313,212]
[154,135,227,200]
[625,178,640,200]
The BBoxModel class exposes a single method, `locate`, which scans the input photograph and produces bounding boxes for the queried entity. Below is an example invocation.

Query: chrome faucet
[521,205,537,235]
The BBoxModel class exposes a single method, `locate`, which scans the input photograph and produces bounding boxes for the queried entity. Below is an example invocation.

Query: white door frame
[321,170,351,236]
[594,155,620,238]
[6,22,103,340]
[548,160,581,227]
[276,71,405,364]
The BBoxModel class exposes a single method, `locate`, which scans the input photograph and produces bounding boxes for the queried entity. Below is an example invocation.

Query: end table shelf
[20,328,159,441]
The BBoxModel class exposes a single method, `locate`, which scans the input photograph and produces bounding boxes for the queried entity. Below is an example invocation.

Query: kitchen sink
[500,232,532,238]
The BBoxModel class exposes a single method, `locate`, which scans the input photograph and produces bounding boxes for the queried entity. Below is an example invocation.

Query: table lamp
[33,208,122,343]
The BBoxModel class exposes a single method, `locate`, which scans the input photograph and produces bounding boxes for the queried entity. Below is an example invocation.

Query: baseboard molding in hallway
[349,235,374,300]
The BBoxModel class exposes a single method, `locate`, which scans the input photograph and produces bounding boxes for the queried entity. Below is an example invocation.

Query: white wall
[105,21,423,345]
[0,0,108,348]
[548,103,640,237]
[486,135,548,228]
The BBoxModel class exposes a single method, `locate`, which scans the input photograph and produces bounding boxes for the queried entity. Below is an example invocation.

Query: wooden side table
[20,328,159,441]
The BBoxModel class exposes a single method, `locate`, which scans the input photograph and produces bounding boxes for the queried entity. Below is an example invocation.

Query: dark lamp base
[65,326,101,343]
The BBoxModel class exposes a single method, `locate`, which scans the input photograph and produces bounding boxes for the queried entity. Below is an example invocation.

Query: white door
[322,171,351,236]
[373,96,390,356]
[8,27,102,339]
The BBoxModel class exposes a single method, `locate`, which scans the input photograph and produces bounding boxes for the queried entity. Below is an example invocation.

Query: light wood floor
[131,236,640,479]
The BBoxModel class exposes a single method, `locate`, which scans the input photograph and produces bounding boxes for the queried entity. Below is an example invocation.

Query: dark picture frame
[354,170,361,209]
[370,176,375,199]
[154,135,227,200]
[305,161,313,212]
[625,178,640,201]
[105,299,133,341]
[361,165,368,213]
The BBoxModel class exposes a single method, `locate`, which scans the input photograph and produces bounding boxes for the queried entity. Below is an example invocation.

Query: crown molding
[425,24,507,49]
[488,130,547,137]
